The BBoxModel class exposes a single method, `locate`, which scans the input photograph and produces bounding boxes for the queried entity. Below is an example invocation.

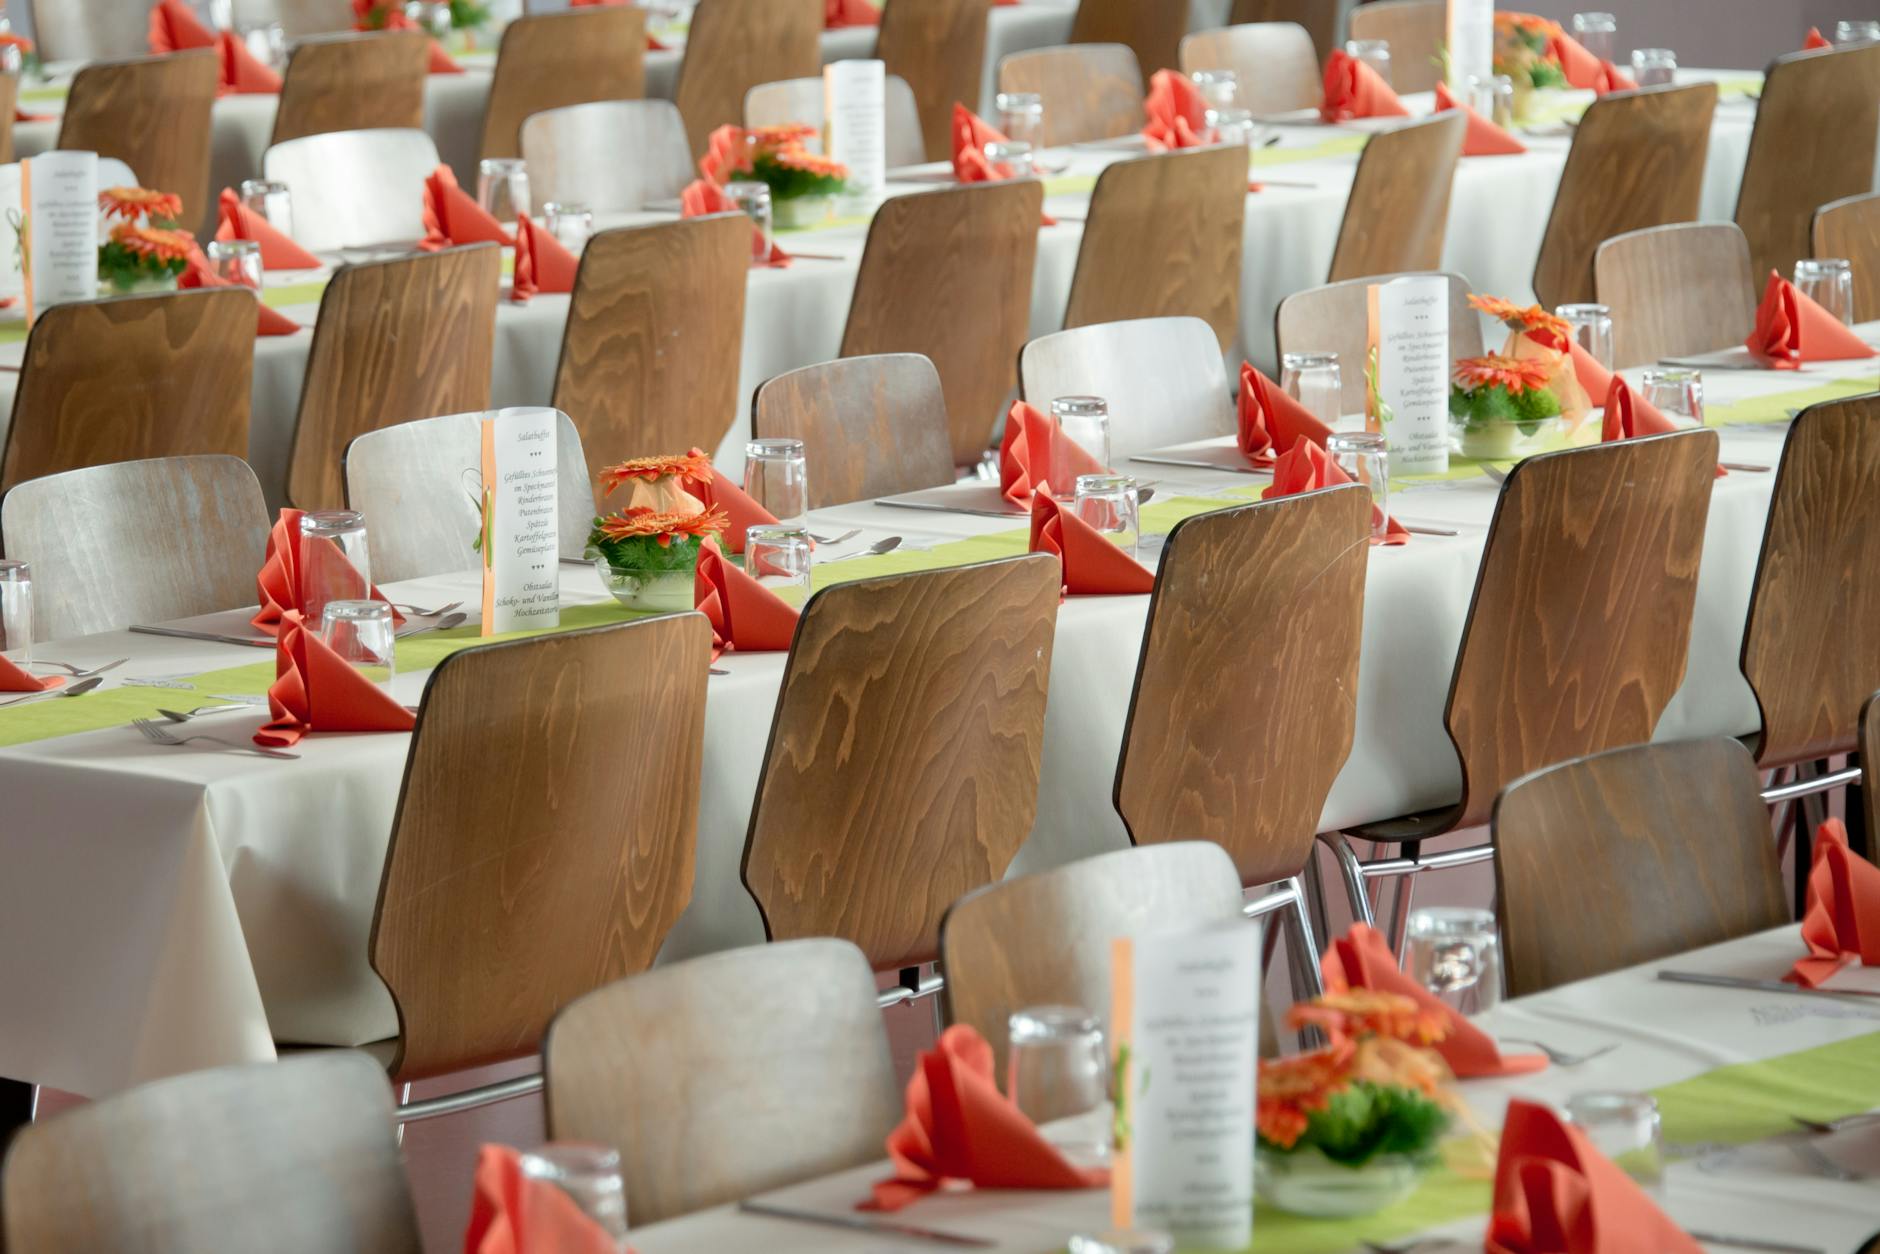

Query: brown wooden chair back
[1229,0,1339,63]
[544,939,899,1228]
[0,1053,422,1254]
[1814,192,1880,325]
[272,30,427,146]
[370,614,712,1081]
[0,73,17,165]
[286,244,498,510]
[1328,112,1465,283]
[751,355,955,506]
[478,9,647,162]
[1345,0,1443,92]
[1741,392,1880,768]
[1531,82,1718,309]
[742,555,1060,972]
[841,181,1041,467]
[1180,22,1320,113]
[1593,222,1756,368]
[1116,487,1370,885]
[996,44,1145,146]
[1275,272,1483,417]
[1736,43,1880,283]
[879,0,993,163]
[673,0,821,156]
[59,51,217,228]
[2,290,255,495]
[551,215,748,463]
[1065,145,1246,350]
[1070,0,1189,83]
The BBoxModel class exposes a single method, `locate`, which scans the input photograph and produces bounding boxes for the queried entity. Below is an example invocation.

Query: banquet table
[0,336,1874,1098]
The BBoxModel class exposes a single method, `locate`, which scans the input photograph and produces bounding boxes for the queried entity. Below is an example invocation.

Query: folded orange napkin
[255,609,416,747]
[1804,27,1833,49]
[694,540,799,655]
[1321,48,1410,122]
[1789,818,1880,987]
[148,0,215,52]
[679,178,791,268]
[1548,31,1635,93]
[1600,377,1726,477]
[1488,1100,1700,1254]
[510,214,580,302]
[1432,81,1526,156]
[422,36,461,73]
[215,188,320,269]
[214,29,280,93]
[1323,924,1542,1075]
[0,654,61,694]
[421,164,514,250]
[1029,490,1155,597]
[999,400,1110,505]
[680,464,779,554]
[1142,69,1213,151]
[949,105,1059,224]
[1238,361,1335,468]
[464,1145,628,1254]
[826,0,880,27]
[252,508,402,634]
[1262,439,1409,545]
[179,246,303,337]
[698,124,751,184]
[863,1025,1108,1212]
[1746,269,1877,369]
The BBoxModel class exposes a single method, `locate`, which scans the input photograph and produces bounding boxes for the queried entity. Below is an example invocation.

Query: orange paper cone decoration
[680,468,780,555]
[825,0,880,27]
[1804,26,1833,49]
[1548,31,1635,92]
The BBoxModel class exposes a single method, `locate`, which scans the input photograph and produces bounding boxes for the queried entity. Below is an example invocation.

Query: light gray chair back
[231,0,355,37]
[744,76,928,170]
[1276,272,1483,416]
[520,100,694,213]
[1020,316,1232,458]
[262,128,439,251]
[27,0,148,62]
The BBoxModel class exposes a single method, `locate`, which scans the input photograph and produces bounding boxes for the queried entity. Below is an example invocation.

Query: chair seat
[1343,803,1463,846]
[277,1037,400,1073]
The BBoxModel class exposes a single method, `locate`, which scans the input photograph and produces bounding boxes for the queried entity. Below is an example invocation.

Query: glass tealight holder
[1794,258,1855,326]
[1468,73,1516,129]
[1403,906,1503,1015]
[1346,38,1392,85]
[1565,1093,1665,1196]
[1629,47,1676,87]
[1326,431,1389,542]
[996,91,1044,148]
[240,21,287,69]
[543,201,593,252]
[1047,397,1111,499]
[405,0,452,39]
[240,179,294,239]
[0,559,30,663]
[520,1144,630,1250]
[206,238,263,293]
[1189,68,1239,126]
[1213,107,1256,149]
[1554,302,1614,369]
[298,510,373,632]
[743,438,808,527]
[1835,20,1880,45]
[1280,352,1342,427]
[725,180,772,267]
[1570,12,1616,63]
[1639,366,1704,427]
[1073,474,1140,559]
[477,157,530,227]
[320,600,395,689]
[983,139,1035,178]
[1007,1005,1109,1168]
[745,525,813,605]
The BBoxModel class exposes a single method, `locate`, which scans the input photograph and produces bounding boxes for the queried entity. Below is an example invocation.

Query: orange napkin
[698,124,752,184]
[1536,332,1613,401]
[148,0,216,52]
[1142,69,1213,151]
[1746,269,1877,369]
[949,105,1059,224]
[463,1145,627,1254]
[252,508,402,634]
[1262,439,1409,545]
[179,246,302,336]
[1487,1100,1701,1254]
[680,466,779,555]
[999,400,1110,505]
[1323,924,1542,1075]
[1030,489,1154,596]
[1237,361,1335,468]
[510,214,580,302]
[825,0,880,27]
[1432,81,1526,156]
[1548,32,1635,93]
[1321,48,1410,122]
[1804,26,1833,49]
[1789,818,1880,987]
[255,609,417,747]
[215,29,282,93]
[0,654,61,694]
[694,540,799,655]
[680,178,791,268]
[420,164,514,251]
[1600,377,1726,476]
[215,188,320,269]
[862,1025,1108,1212]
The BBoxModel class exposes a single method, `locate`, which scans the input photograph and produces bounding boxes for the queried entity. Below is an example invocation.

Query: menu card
[23,150,98,324]
[479,406,561,636]
[1367,275,1451,475]
[1109,922,1260,1250]
[1447,0,1495,89]
[825,59,886,206]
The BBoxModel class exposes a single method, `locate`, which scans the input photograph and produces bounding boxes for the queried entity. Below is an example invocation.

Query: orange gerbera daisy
[599,450,716,496]
[747,124,818,152]
[0,32,35,53]
[1256,1040,1356,1149]
[1468,293,1571,342]
[772,145,850,179]
[107,223,196,264]
[99,186,184,224]
[1494,10,1561,38]
[596,503,729,547]
[1452,353,1555,394]
[1287,990,1449,1047]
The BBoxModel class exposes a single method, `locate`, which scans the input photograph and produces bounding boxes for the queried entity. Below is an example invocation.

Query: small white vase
[772,194,833,230]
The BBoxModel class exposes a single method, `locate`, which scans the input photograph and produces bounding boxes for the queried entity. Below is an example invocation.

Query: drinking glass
[519,1144,630,1251]
[0,39,18,75]
[203,0,233,27]
[1212,107,1256,149]
[1280,352,1342,427]
[1639,367,1704,427]
[1073,474,1140,559]
[1346,38,1392,85]
[997,91,1066,174]
[405,0,452,39]
[1403,907,1502,1015]
[477,158,530,226]
[0,560,30,664]
[1794,258,1856,326]
[206,239,263,292]
[1468,73,1516,129]
[543,202,594,252]
[983,139,1035,178]
[1835,20,1880,45]
[1326,432,1389,542]
[1629,47,1676,86]
[1047,397,1111,499]
[1565,1093,1665,1196]
[1006,1006,1109,1167]
[240,21,287,69]
[1068,1233,1176,1254]
[1189,68,1238,126]
[743,438,808,527]
[724,181,772,266]
[1554,302,1615,369]
[240,179,294,240]
[319,601,395,688]
[745,525,813,603]
[1570,12,1616,63]
[298,510,373,631]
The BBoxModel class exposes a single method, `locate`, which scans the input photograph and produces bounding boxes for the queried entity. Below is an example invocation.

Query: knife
[1655,357,1768,371]
[876,498,1030,519]
[736,1200,994,1248]
[1656,970,1880,999]
[130,625,275,648]
[1129,454,1268,474]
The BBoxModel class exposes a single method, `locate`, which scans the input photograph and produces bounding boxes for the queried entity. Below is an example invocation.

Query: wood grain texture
[996,44,1144,146]
[1064,144,1247,349]
[1328,112,1464,283]
[1865,690,1880,842]
[1020,316,1233,458]
[521,100,695,213]
[1593,222,1756,369]
[0,455,269,641]
[272,31,428,146]
[25,0,150,63]
[478,8,646,162]
[0,1053,421,1254]
[2,290,255,495]
[287,244,498,510]
[750,354,955,506]
[879,0,992,163]
[0,73,17,165]
[673,0,822,156]
[1531,82,1718,310]
[842,181,1042,467]
[742,555,1060,972]
[1345,0,1443,93]
[1116,487,1369,885]
[544,939,899,1228]
[1180,22,1320,113]
[1740,392,1880,768]
[1813,192,1880,325]
[1069,0,1188,83]
[369,613,712,1081]
[745,75,927,169]
[552,215,748,462]
[1492,739,1788,997]
[60,51,218,229]
[1736,43,1880,285]
[1275,272,1483,416]
[256,0,358,38]
[1228,0,1340,64]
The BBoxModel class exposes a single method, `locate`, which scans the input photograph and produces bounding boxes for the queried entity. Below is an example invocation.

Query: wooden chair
[0,456,268,641]
[369,614,712,1082]
[240,0,356,38]
[1814,192,1880,325]
[1,290,255,496]
[996,44,1145,147]
[1020,316,1233,458]
[750,355,955,506]
[1345,0,1443,93]
[285,245,500,510]
[1735,43,1880,284]
[520,101,694,213]
[879,0,993,163]
[742,555,1060,974]
[263,129,440,251]
[1180,22,1321,113]
[1593,222,1756,369]
[0,73,17,166]
[0,1053,421,1254]
[544,939,899,1228]
[24,0,149,63]
[1064,145,1247,350]
[1530,83,1719,310]
[744,76,927,170]
[478,8,647,162]
[1319,430,1721,937]
[673,0,822,156]
[1228,0,1340,64]
[1069,0,1187,85]
[1276,273,1483,417]
[271,31,427,146]
[1328,112,1465,283]
[940,842,1246,1081]
[1493,740,1787,997]
[551,216,748,465]
[342,411,596,583]
[59,51,217,229]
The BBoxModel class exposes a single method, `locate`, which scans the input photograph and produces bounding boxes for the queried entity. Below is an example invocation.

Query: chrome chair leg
[1319,831,1378,928]
[1282,876,1324,1000]
[1384,852,1418,954]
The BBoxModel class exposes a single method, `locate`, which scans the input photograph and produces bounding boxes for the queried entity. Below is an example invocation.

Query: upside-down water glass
[1794,258,1855,326]
[1630,47,1676,86]
[1554,302,1614,369]
[319,600,395,689]
[1073,474,1140,559]
[520,1144,630,1251]
[1639,366,1704,427]
[1835,20,1880,45]
[724,181,772,266]
[1570,12,1616,63]
[543,201,593,252]
[743,438,808,527]
[298,511,373,631]
[477,158,530,226]
[240,179,294,239]
[1346,39,1392,85]
[206,239,263,292]
[1566,1093,1665,1196]
[1007,1005,1109,1168]
[0,560,30,664]
[984,140,1035,178]
[1326,431,1389,542]
[1047,397,1110,498]
[1404,906,1502,1015]
[1281,352,1342,427]
[745,525,813,604]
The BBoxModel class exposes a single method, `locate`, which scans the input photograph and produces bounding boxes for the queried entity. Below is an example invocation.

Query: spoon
[394,611,467,639]
[0,675,103,709]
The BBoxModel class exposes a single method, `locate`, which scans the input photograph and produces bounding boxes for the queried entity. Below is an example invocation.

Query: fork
[1498,1037,1618,1066]
[132,717,299,760]
[808,529,861,546]
[389,599,463,618]
[29,657,127,679]
[1789,1138,1865,1182]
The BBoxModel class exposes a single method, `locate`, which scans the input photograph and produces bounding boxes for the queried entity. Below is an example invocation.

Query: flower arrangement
[701,124,849,202]
[0,30,40,75]
[353,0,489,36]
[1450,354,1560,432]
[587,504,727,573]
[586,452,725,609]
[1468,291,1594,427]
[1493,11,1568,91]
[96,187,194,294]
